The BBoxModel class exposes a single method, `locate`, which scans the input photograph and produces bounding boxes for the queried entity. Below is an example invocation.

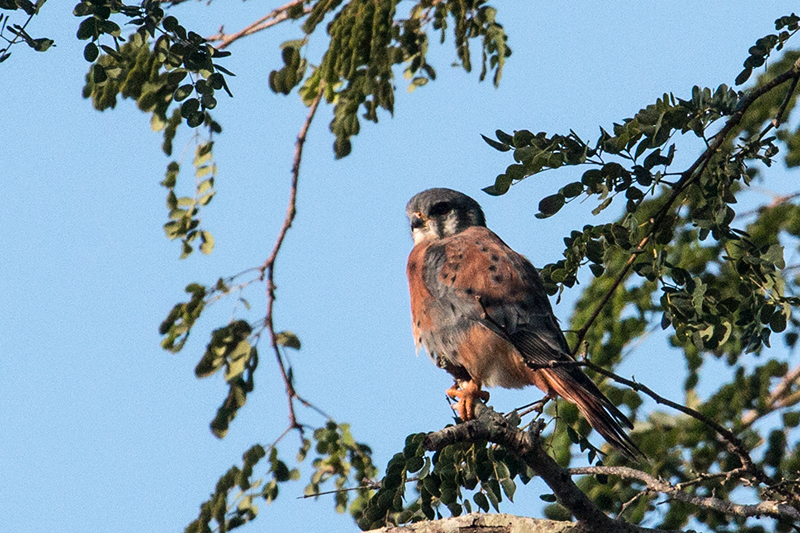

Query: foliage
[0,0,52,62]
[185,423,377,533]
[355,428,529,529]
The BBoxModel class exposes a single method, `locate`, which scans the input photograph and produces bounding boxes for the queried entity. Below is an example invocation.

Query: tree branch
[364,513,585,533]
[259,86,325,429]
[423,405,667,533]
[741,362,800,428]
[207,0,310,50]
[568,466,800,522]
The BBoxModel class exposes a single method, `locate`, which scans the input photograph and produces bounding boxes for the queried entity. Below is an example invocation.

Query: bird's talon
[445,381,488,421]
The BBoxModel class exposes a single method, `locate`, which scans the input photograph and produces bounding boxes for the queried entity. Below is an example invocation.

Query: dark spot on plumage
[416,320,421,327]
[488,265,497,272]
[450,303,456,312]
[493,275,503,283]
[475,241,482,246]
[408,262,417,274]
[451,263,460,271]
[480,247,488,253]
[464,288,475,296]
[491,254,499,261]
[417,336,422,344]
[451,274,457,283]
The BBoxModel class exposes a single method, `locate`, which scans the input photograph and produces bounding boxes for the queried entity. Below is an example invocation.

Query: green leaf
[92,64,107,83]
[186,112,204,128]
[500,478,516,502]
[181,98,200,118]
[275,331,301,350]
[764,244,785,269]
[481,134,511,152]
[83,42,98,62]
[200,231,214,255]
[162,16,179,33]
[225,340,252,381]
[174,84,193,102]
[76,17,97,40]
[473,492,490,512]
[536,193,565,218]
[591,197,612,216]
[783,411,800,428]
[483,173,512,196]
[561,181,584,198]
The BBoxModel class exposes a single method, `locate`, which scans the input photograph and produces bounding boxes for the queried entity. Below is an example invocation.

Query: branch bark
[741,363,800,427]
[422,405,800,531]
[207,0,310,50]
[364,512,584,533]
[568,466,800,522]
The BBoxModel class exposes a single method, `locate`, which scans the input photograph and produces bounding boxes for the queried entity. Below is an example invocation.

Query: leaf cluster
[160,278,258,438]
[76,1,231,256]
[77,1,232,130]
[736,14,800,86]
[0,0,53,62]
[356,431,524,530]
[271,0,511,157]
[186,421,377,533]
[161,142,216,259]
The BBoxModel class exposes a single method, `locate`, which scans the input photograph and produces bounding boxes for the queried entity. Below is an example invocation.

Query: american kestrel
[406,188,641,459]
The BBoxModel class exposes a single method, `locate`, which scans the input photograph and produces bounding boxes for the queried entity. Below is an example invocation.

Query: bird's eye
[428,201,452,217]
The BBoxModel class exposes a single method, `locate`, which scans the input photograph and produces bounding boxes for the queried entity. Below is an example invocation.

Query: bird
[405,187,642,459]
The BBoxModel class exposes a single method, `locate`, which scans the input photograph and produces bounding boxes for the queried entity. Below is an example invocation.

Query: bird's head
[406,188,486,244]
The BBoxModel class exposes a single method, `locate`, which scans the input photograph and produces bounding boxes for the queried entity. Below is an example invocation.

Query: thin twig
[760,73,800,138]
[736,190,800,219]
[260,86,325,429]
[572,60,800,351]
[568,466,800,521]
[617,491,647,520]
[741,363,800,428]
[298,477,396,499]
[207,0,310,50]
[673,467,748,490]
[0,9,39,58]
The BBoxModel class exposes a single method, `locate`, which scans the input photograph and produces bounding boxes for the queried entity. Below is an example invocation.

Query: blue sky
[3,2,799,532]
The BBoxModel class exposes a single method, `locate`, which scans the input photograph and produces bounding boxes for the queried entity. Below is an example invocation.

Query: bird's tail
[543,368,645,461]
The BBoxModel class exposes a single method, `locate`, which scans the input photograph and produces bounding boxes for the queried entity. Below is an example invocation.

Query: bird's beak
[410,212,426,230]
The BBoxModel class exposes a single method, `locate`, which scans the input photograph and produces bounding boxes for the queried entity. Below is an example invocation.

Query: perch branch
[423,405,650,533]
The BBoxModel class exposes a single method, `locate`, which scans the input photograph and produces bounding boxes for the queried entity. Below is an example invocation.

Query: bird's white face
[408,208,462,244]
[409,211,437,244]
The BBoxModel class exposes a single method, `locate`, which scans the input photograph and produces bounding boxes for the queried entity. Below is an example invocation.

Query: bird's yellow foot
[446,381,490,421]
